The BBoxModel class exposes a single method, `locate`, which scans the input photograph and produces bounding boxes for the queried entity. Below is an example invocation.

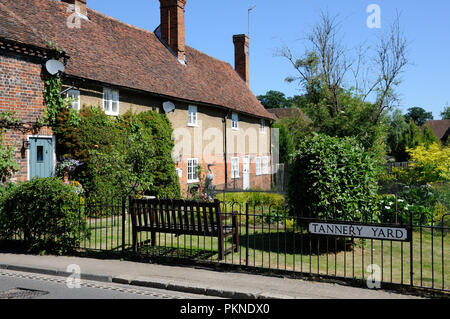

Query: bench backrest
[129,198,223,237]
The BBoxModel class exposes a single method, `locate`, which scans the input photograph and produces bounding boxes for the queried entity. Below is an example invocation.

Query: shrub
[54,106,180,202]
[287,133,379,221]
[0,178,89,254]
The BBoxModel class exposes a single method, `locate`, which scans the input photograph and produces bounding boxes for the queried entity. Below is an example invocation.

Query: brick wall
[0,51,50,182]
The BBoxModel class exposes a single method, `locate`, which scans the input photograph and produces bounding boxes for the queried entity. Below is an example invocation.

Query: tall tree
[405,107,434,126]
[278,11,408,164]
[441,105,450,120]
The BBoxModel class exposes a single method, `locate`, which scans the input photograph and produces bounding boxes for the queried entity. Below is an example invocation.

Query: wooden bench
[129,198,239,260]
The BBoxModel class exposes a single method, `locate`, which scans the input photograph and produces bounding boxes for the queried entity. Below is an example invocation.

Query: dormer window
[103,88,119,116]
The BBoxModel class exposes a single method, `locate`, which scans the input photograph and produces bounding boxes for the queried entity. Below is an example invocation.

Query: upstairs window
[232,113,239,130]
[188,105,198,126]
[260,119,265,133]
[103,88,119,116]
[66,89,80,111]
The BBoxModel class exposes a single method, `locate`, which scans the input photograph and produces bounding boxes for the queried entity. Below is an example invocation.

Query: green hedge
[0,178,89,254]
[54,106,180,202]
[287,134,379,221]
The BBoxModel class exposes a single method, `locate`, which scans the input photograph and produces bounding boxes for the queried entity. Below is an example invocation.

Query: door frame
[27,135,57,180]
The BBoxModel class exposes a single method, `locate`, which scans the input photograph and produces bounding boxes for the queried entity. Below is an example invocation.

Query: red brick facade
[0,51,51,182]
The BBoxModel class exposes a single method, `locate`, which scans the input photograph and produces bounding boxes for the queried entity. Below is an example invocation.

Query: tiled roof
[268,108,312,123]
[422,120,450,141]
[0,0,275,120]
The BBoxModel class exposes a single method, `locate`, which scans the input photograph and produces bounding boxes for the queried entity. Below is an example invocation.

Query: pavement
[0,253,423,299]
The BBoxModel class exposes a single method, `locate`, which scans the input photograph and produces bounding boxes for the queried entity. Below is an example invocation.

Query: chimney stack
[62,0,87,17]
[159,0,187,62]
[233,34,249,86]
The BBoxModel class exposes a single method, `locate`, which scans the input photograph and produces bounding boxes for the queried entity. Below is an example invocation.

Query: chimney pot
[159,0,187,62]
[233,34,250,86]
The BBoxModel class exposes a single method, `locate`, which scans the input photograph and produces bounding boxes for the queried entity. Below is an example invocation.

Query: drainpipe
[223,115,228,190]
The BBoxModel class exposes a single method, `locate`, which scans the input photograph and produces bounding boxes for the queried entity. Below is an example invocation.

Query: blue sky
[87,0,450,119]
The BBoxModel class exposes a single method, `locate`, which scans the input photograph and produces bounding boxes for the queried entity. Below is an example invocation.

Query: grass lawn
[80,214,449,290]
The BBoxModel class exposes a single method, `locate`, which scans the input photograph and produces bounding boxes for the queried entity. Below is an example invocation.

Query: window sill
[188,124,199,128]
[187,179,200,184]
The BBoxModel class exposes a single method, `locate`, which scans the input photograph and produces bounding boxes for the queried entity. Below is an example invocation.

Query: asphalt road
[0,269,217,299]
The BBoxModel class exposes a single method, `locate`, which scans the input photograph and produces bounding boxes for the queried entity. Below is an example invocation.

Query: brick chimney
[159,0,187,62]
[62,0,87,17]
[233,34,249,86]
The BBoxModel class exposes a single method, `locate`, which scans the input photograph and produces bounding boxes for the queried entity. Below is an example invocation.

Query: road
[0,269,217,299]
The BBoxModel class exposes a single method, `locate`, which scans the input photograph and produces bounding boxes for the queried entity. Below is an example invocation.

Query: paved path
[0,253,422,299]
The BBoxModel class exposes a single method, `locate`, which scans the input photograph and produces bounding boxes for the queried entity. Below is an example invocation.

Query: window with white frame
[231,157,240,179]
[232,113,239,130]
[187,158,199,183]
[255,157,262,176]
[260,119,265,133]
[103,88,119,116]
[66,89,80,111]
[262,156,270,175]
[188,105,198,126]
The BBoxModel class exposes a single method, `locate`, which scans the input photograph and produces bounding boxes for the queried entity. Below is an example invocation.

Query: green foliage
[43,77,69,127]
[0,178,89,254]
[0,130,19,182]
[272,122,294,164]
[441,105,450,120]
[287,134,379,221]
[405,107,434,126]
[54,106,180,202]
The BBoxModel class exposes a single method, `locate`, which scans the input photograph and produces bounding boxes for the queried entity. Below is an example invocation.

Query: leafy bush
[0,178,89,254]
[287,134,379,221]
[378,184,449,226]
[54,106,180,202]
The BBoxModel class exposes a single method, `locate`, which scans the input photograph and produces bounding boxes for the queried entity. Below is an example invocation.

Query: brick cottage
[0,0,276,192]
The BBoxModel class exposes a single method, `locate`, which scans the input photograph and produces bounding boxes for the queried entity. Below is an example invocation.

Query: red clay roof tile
[0,0,275,120]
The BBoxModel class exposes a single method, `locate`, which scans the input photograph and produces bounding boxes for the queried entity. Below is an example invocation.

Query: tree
[257,91,290,109]
[387,109,408,160]
[405,107,433,126]
[288,134,379,221]
[441,105,450,120]
[278,11,408,165]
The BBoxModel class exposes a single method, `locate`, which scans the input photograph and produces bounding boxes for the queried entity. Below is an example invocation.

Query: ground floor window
[255,157,262,176]
[263,156,270,175]
[231,157,240,179]
[187,158,199,183]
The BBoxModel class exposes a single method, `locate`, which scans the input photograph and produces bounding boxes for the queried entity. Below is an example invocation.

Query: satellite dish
[163,101,175,113]
[45,59,65,76]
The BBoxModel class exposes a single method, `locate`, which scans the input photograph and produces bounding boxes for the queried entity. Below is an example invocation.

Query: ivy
[43,77,68,127]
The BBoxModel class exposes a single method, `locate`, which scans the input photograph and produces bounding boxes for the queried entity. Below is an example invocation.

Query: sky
[87,0,450,119]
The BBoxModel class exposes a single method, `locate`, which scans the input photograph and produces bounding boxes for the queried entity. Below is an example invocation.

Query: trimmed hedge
[54,106,180,201]
[0,178,89,254]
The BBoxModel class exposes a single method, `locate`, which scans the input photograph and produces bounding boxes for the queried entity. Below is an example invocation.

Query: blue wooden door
[29,137,54,179]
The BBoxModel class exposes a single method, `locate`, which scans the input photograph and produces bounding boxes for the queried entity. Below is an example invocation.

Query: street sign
[308,222,410,242]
